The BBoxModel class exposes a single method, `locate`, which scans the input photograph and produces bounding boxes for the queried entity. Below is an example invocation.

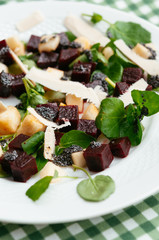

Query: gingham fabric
[0,0,159,240]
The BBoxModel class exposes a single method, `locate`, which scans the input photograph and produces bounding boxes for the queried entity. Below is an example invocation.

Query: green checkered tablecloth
[0,0,159,239]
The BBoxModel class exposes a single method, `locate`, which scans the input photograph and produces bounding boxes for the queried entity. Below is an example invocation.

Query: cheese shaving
[114,39,159,76]
[44,126,55,160]
[9,49,28,74]
[26,67,103,107]
[27,107,71,129]
[119,78,148,107]
[64,15,110,47]
[16,11,44,32]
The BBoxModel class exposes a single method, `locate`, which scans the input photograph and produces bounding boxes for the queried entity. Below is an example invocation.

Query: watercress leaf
[132,90,159,116]
[120,104,142,146]
[107,62,123,83]
[26,176,53,201]
[96,98,125,138]
[22,131,45,155]
[65,31,76,42]
[34,83,45,95]
[107,21,151,46]
[55,145,64,155]
[77,175,115,201]
[36,148,48,171]
[109,49,135,68]
[91,43,100,50]
[29,92,47,108]
[91,49,107,64]
[90,13,103,24]
[22,59,37,70]
[59,130,95,148]
[19,92,28,110]
[69,54,88,68]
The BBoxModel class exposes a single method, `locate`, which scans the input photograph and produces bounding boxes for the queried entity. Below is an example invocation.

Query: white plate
[0,1,159,224]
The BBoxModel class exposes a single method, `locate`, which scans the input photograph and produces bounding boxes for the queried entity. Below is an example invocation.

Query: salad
[0,12,159,202]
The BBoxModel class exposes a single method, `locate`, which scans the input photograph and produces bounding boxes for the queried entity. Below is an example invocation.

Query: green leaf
[34,83,45,95]
[22,59,36,70]
[91,49,107,64]
[8,63,23,74]
[91,43,100,50]
[69,54,88,68]
[65,31,76,42]
[22,131,45,155]
[36,148,48,172]
[26,176,53,201]
[107,21,151,47]
[132,90,159,116]
[77,175,115,201]
[0,165,10,178]
[109,49,135,68]
[59,130,95,148]
[96,98,125,138]
[29,92,47,108]
[90,13,103,24]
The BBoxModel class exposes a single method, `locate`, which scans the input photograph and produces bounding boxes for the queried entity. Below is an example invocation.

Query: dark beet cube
[84,142,114,172]
[122,67,143,84]
[35,103,59,121]
[71,63,92,83]
[147,75,159,88]
[146,84,153,91]
[0,149,19,174]
[55,132,64,146]
[9,134,29,150]
[85,80,108,93]
[27,35,41,52]
[10,151,37,182]
[110,137,131,158]
[77,119,98,137]
[58,105,79,129]
[37,52,59,69]
[11,73,25,97]
[0,40,13,65]
[0,71,13,97]
[57,32,70,50]
[59,48,79,69]
[113,82,130,97]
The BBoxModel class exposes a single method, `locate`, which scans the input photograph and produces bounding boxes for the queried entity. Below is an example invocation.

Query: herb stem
[0,134,13,141]
[72,165,98,191]
[105,77,116,88]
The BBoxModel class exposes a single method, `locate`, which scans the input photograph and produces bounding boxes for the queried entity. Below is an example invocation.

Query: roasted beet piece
[77,119,98,137]
[0,40,13,65]
[71,63,91,83]
[110,137,131,158]
[58,105,79,129]
[57,32,70,50]
[37,52,59,69]
[0,71,13,97]
[147,75,159,88]
[113,82,130,97]
[58,48,79,69]
[84,142,114,172]
[35,103,59,121]
[53,145,82,166]
[9,134,29,150]
[146,84,153,91]
[122,67,143,84]
[85,80,108,93]
[27,35,41,52]
[0,149,19,174]
[55,132,64,146]
[11,73,25,97]
[10,151,37,182]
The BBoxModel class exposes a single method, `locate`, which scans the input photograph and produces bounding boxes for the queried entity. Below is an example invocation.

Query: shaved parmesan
[44,126,55,160]
[64,15,110,47]
[26,67,102,107]
[0,101,7,114]
[9,49,28,74]
[16,11,44,32]
[27,107,71,129]
[119,78,148,107]
[0,145,3,158]
[114,39,159,76]
[46,67,64,80]
[40,162,66,183]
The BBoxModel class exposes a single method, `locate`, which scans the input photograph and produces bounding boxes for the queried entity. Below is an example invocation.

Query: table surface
[0,0,159,239]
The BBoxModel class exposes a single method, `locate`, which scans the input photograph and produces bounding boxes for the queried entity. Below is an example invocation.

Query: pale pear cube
[74,36,91,52]
[0,63,8,73]
[66,94,83,112]
[71,151,86,168]
[38,35,60,53]
[82,103,99,120]
[103,47,114,60]
[17,114,46,136]
[97,133,110,144]
[133,43,151,59]
[6,36,25,56]
[0,106,21,135]
[40,161,66,183]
